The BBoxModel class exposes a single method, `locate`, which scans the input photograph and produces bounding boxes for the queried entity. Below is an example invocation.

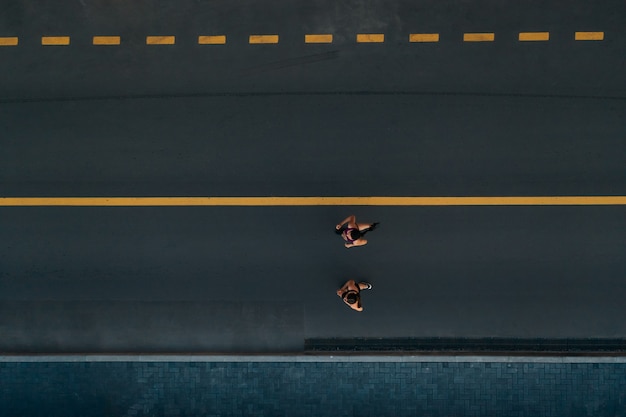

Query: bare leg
[358,282,372,290]
[356,222,372,231]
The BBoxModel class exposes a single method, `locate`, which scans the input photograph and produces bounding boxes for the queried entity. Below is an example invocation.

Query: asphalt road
[0,0,625,352]
[1,204,626,352]
[1,0,625,100]
[2,95,625,197]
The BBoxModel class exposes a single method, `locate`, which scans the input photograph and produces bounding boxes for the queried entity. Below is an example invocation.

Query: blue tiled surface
[1,361,625,417]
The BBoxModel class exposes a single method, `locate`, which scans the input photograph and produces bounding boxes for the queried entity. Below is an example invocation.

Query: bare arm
[337,280,356,296]
[352,300,364,312]
[336,215,356,230]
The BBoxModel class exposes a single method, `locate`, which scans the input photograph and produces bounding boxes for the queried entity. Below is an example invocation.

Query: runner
[336,279,373,312]
[335,215,379,248]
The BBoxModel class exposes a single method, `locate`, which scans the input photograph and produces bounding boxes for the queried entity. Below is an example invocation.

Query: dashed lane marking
[0,37,18,46]
[409,33,439,42]
[4,32,611,47]
[41,36,70,45]
[305,34,333,43]
[357,34,385,43]
[198,35,226,44]
[464,33,495,42]
[519,32,549,41]
[249,35,279,44]
[575,31,604,41]
[146,36,176,45]
[93,36,121,45]
[1,197,626,207]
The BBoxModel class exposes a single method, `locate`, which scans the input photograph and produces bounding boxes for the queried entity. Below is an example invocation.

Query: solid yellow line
[575,31,604,41]
[409,33,439,43]
[249,35,279,44]
[93,36,121,45]
[519,32,549,41]
[198,35,226,44]
[146,36,176,45]
[357,34,385,43]
[1,197,626,207]
[305,34,333,44]
[464,33,495,42]
[42,36,70,45]
[0,37,18,46]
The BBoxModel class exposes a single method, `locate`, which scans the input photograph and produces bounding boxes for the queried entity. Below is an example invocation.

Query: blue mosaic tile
[0,361,625,416]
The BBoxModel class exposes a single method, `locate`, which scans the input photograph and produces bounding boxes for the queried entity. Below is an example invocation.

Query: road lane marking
[4,31,611,48]
[2,197,625,206]
[409,33,439,42]
[146,36,176,45]
[93,36,121,45]
[575,31,604,41]
[357,34,385,43]
[198,35,226,44]
[519,32,549,41]
[249,35,279,44]
[41,36,70,45]
[305,34,333,44]
[463,33,495,42]
[0,37,18,46]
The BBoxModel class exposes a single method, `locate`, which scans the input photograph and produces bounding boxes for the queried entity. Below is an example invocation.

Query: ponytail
[360,222,379,237]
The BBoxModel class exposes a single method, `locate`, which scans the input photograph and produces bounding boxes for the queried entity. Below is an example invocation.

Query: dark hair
[348,229,362,240]
[336,222,380,240]
[344,292,358,304]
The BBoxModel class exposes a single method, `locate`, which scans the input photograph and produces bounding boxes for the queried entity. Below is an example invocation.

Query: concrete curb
[2,354,626,363]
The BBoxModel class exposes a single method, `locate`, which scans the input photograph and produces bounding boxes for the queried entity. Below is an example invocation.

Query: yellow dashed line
[41,36,70,46]
[464,33,495,42]
[146,36,176,45]
[0,37,18,46]
[6,31,610,48]
[575,31,604,41]
[249,35,279,44]
[305,34,333,44]
[519,32,549,41]
[357,34,385,43]
[2,197,626,207]
[409,33,439,43]
[198,35,226,44]
[93,36,121,45]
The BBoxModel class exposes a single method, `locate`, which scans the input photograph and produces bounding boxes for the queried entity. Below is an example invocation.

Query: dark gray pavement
[1,204,625,352]
[1,0,626,353]
[0,0,625,100]
[2,94,625,197]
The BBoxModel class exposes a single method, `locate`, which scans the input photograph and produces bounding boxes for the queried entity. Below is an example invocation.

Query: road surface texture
[1,0,626,414]
[1,93,625,352]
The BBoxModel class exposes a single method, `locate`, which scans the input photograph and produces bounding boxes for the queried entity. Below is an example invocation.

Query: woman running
[335,215,379,248]
[336,280,372,312]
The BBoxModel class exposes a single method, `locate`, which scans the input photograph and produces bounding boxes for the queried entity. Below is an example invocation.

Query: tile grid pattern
[1,361,625,416]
